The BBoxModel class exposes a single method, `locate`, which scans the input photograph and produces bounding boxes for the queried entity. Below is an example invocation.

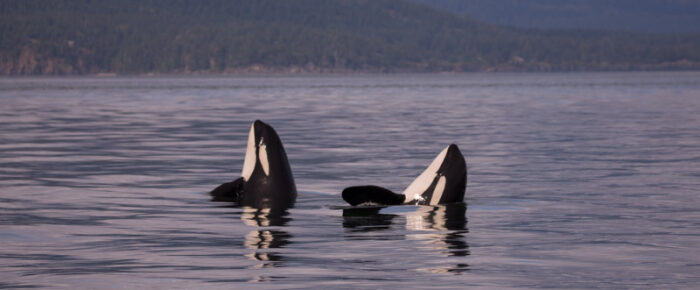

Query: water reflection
[236,206,292,270]
[240,207,292,227]
[341,204,468,232]
[342,203,470,272]
[406,204,469,254]
[405,203,468,232]
[341,207,397,232]
[406,204,470,274]
[244,230,291,265]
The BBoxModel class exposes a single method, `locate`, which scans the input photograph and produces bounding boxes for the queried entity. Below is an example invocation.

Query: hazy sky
[413,0,700,33]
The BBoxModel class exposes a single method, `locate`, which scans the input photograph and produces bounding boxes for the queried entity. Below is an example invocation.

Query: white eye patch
[259,138,269,176]
[429,175,446,205]
[241,123,256,181]
[403,145,449,203]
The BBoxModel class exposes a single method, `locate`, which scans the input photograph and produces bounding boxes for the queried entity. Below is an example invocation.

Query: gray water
[1,72,700,289]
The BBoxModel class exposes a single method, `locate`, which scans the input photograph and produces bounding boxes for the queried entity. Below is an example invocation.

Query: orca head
[239,120,297,208]
[402,144,467,205]
[210,120,296,208]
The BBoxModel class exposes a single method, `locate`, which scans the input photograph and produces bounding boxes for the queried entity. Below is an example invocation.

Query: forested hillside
[1,0,699,75]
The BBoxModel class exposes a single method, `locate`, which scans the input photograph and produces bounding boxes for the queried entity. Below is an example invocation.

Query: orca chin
[342,144,467,206]
[210,120,297,209]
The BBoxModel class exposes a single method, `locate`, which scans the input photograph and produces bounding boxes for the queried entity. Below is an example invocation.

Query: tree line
[1,0,699,75]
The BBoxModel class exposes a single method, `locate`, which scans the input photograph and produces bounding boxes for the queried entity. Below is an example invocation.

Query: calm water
[1,72,700,288]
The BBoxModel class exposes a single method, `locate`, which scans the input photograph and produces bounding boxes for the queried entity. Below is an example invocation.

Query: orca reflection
[210,120,297,209]
[342,203,467,232]
[341,206,397,232]
[342,203,469,260]
[240,206,292,269]
[342,144,467,206]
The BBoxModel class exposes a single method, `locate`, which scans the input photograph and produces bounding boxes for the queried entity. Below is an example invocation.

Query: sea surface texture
[1,72,699,288]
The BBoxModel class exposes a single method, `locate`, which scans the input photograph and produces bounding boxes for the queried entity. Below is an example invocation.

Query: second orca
[342,144,467,206]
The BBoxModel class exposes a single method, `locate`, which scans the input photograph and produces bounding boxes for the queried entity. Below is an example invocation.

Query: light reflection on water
[1,72,700,288]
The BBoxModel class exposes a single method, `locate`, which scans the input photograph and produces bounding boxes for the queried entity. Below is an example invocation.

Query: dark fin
[342,185,405,206]
[210,177,244,202]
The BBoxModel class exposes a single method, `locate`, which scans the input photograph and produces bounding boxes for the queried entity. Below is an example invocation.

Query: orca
[342,144,466,206]
[210,120,297,209]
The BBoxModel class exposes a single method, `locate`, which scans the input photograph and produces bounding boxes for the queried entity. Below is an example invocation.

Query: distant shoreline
[4,63,700,77]
[4,1,700,77]
[3,70,700,79]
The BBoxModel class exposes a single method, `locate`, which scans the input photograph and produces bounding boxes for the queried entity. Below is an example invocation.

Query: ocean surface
[1,72,699,289]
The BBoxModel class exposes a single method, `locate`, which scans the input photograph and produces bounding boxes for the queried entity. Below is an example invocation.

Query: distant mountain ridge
[1,0,699,75]
[411,0,700,33]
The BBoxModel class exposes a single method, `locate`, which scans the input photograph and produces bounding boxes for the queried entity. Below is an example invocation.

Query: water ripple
[1,72,700,288]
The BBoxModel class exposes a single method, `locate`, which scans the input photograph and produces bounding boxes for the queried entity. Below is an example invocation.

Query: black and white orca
[342,144,466,206]
[210,120,297,208]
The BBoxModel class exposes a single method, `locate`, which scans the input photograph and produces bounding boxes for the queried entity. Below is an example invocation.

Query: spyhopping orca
[342,144,466,206]
[210,120,297,208]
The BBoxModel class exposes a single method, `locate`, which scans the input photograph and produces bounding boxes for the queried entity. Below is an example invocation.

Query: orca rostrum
[342,144,466,206]
[210,120,297,209]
